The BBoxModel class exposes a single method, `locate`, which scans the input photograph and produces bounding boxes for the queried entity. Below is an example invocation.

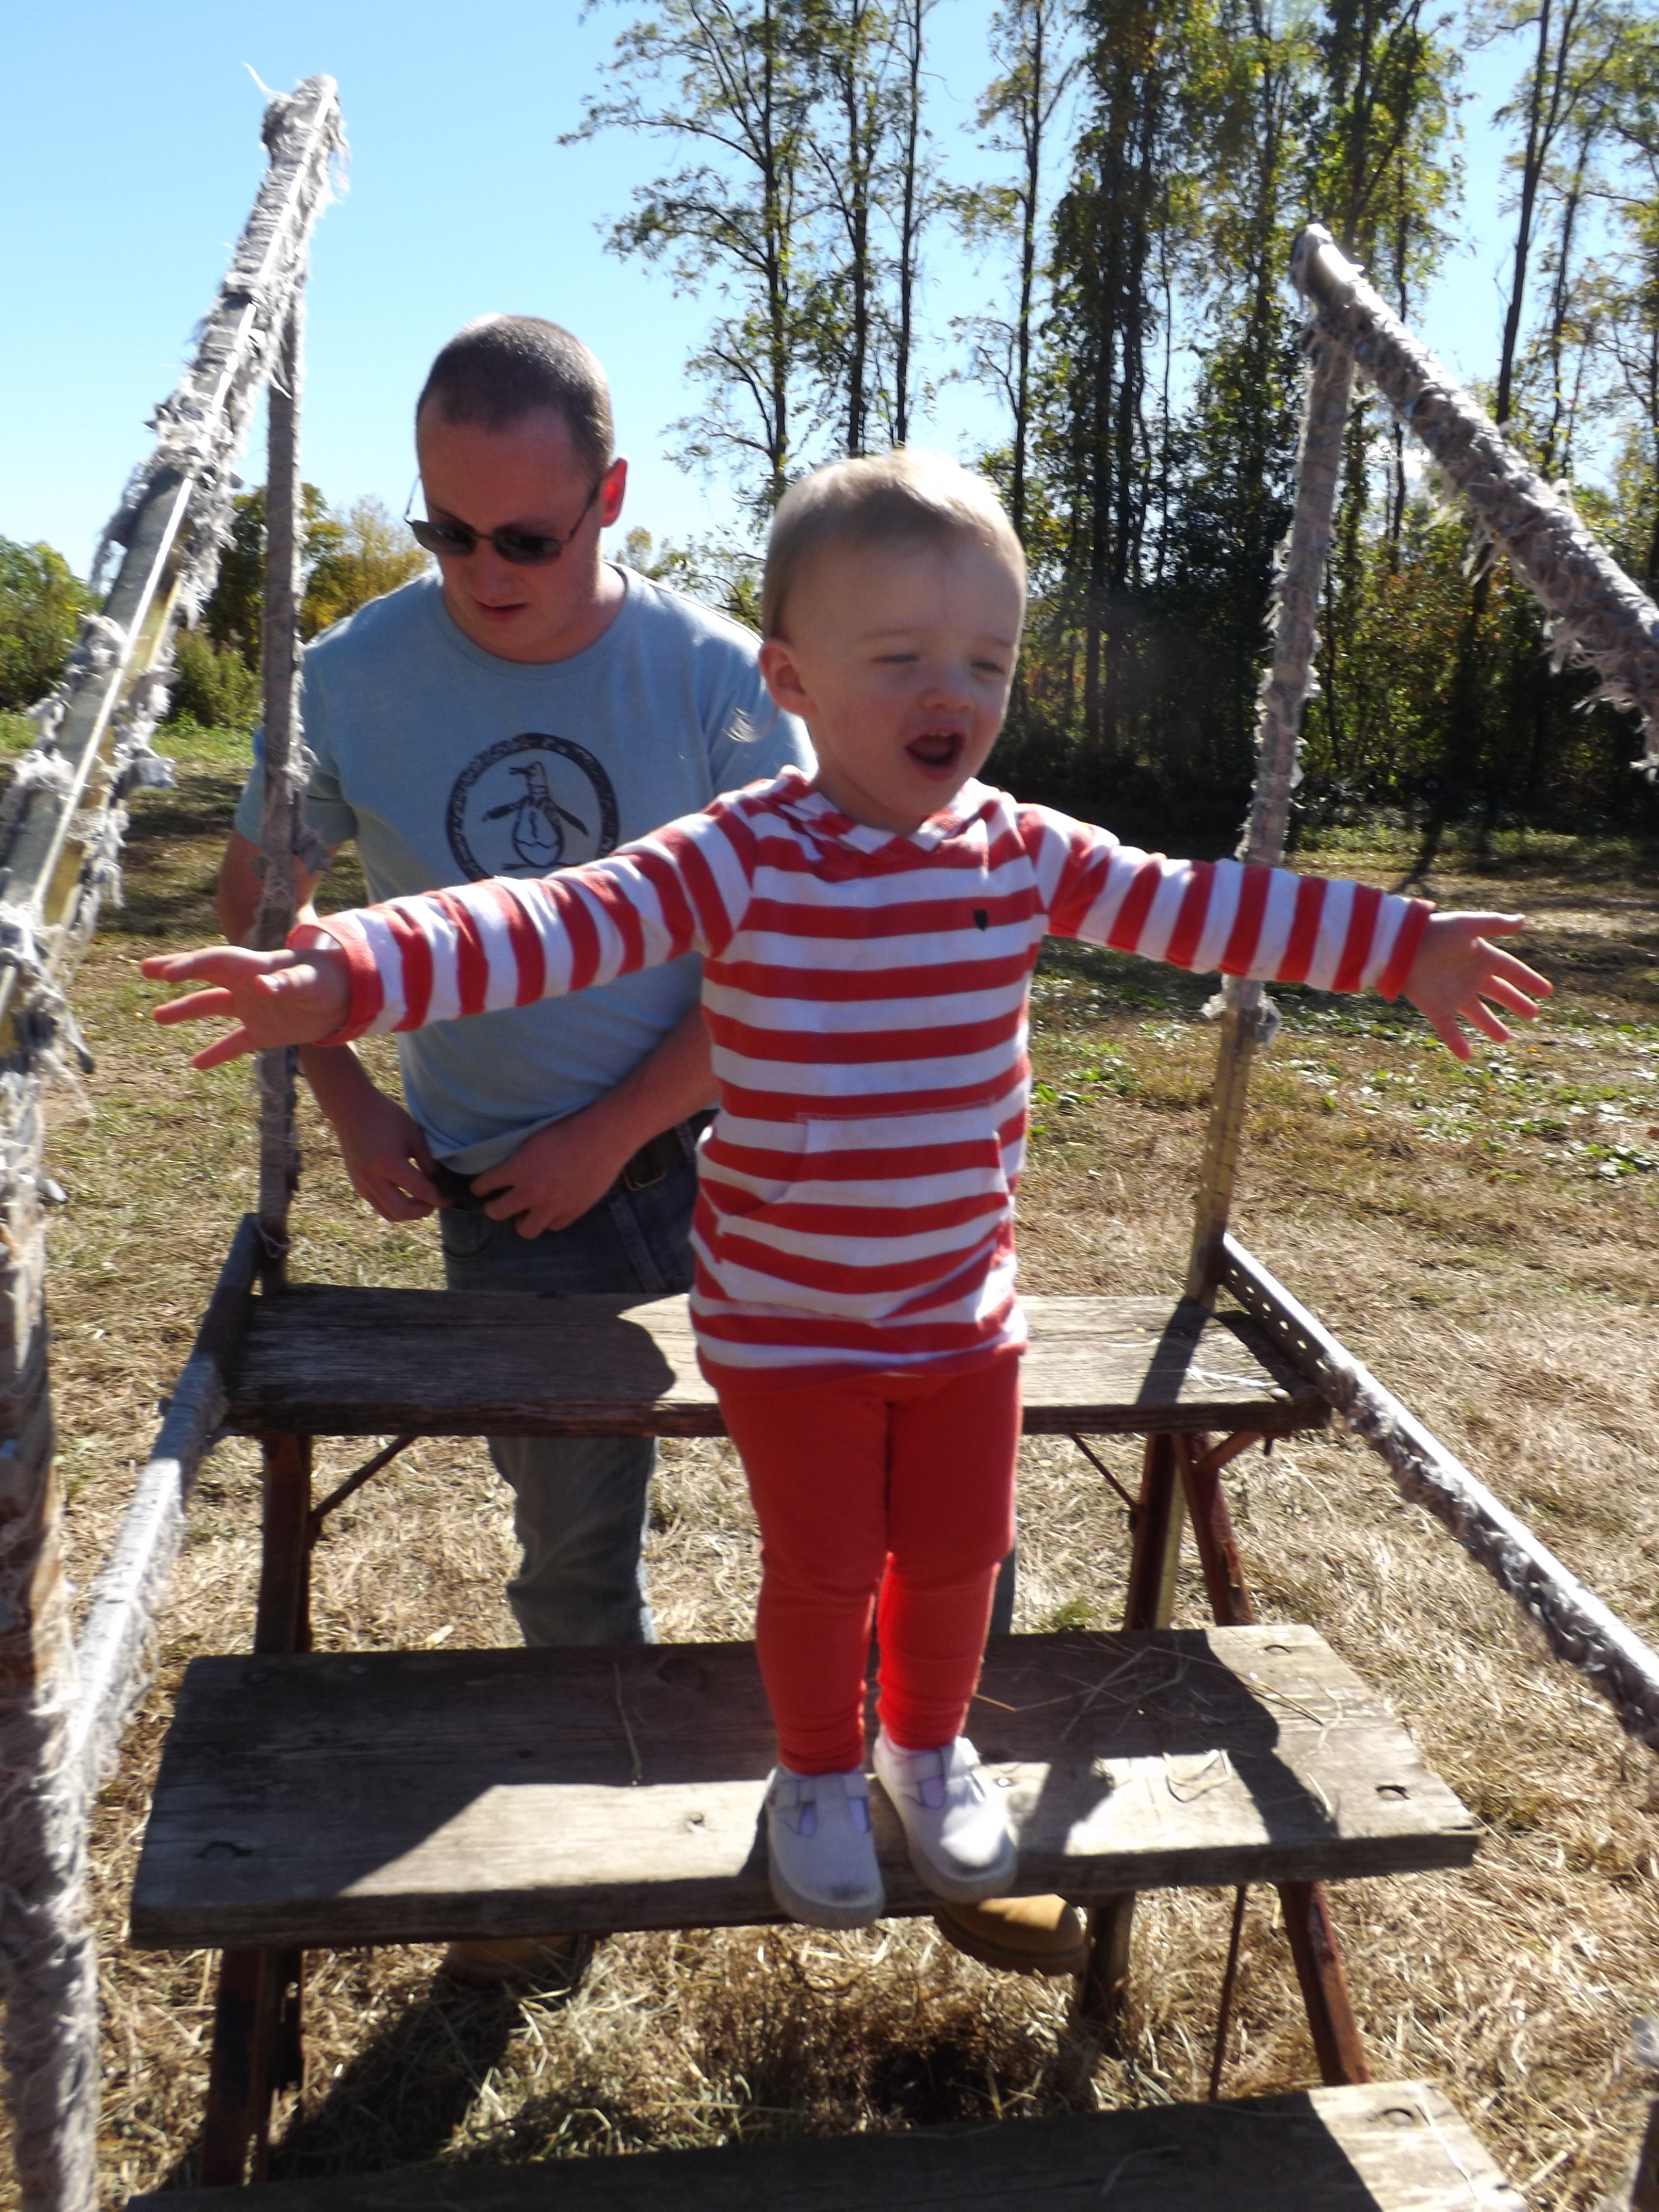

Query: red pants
[719,1352,1020,1774]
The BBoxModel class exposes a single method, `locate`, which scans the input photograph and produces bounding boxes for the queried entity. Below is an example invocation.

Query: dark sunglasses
[403,474,605,565]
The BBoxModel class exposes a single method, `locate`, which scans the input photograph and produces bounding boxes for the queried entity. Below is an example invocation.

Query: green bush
[0,539,93,709]
[167,629,263,732]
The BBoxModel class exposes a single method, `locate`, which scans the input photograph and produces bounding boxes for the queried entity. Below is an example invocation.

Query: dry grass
[2,726,1657,2207]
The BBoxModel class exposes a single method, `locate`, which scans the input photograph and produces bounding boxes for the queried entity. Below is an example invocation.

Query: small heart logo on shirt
[973,909,989,930]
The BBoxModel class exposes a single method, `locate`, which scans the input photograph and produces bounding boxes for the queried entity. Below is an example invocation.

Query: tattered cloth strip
[0,78,343,1098]
[0,82,344,2211]
[92,78,346,630]
[1293,223,1659,772]
[0,1672,100,2212]
[1222,1234,1659,1757]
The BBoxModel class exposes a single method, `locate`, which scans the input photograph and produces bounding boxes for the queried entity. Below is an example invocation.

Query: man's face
[413,408,627,663]
[758,534,1024,834]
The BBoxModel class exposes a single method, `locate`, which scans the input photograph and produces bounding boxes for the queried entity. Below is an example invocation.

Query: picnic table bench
[127,1253,1507,2203]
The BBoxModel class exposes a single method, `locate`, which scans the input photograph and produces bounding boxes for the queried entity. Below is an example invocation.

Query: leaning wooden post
[251,291,307,1287]
[1105,233,1372,2089]
[0,1135,98,2212]
[1294,223,1659,763]
[1186,247,1356,1305]
[0,80,341,2209]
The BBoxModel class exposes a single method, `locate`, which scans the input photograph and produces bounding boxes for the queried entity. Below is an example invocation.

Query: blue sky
[3,2,1523,580]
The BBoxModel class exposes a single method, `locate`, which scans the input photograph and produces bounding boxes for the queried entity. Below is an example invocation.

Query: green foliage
[570,0,822,514]
[620,528,764,629]
[573,0,944,511]
[0,538,94,709]
[303,496,429,635]
[171,487,428,727]
[195,486,427,678]
[167,629,263,733]
[582,0,1659,843]
[199,483,336,668]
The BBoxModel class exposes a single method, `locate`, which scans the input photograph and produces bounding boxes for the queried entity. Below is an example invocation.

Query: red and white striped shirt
[306,769,1430,1384]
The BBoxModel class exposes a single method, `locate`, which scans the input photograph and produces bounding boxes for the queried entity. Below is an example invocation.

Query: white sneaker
[872,1731,1018,1903]
[765,1764,885,1929]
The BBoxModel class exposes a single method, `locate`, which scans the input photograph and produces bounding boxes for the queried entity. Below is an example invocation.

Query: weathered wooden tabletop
[223,1288,1329,1438]
[132,1624,1475,1951]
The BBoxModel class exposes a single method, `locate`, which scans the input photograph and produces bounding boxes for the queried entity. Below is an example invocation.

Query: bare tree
[567,0,821,512]
[956,0,1076,544]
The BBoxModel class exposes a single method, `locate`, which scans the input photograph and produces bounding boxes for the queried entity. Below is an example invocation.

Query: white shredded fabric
[0,77,344,2212]
[1189,334,1354,1289]
[1192,243,1659,1765]
[1294,225,1659,772]
[0,1114,99,2212]
[1223,1236,1659,1756]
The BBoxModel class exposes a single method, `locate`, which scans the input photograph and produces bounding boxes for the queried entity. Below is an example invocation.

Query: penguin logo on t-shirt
[447,734,620,880]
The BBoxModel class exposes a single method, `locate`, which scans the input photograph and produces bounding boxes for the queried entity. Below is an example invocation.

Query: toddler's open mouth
[906,730,964,774]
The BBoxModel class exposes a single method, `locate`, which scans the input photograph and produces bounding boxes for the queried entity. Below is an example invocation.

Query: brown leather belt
[619,1117,701,1193]
[433,1113,711,1211]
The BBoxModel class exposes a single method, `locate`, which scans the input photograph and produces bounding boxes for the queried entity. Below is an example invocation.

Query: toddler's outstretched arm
[1399,912,1550,1058]
[142,943,350,1069]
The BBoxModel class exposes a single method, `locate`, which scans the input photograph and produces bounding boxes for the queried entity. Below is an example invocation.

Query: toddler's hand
[1402,912,1551,1059]
[141,942,352,1070]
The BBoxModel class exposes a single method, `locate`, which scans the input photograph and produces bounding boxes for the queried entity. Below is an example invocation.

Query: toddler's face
[760,535,1024,835]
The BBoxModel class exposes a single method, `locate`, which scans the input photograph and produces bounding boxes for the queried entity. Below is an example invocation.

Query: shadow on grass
[154,1975,538,2187]
[267,1981,525,2181]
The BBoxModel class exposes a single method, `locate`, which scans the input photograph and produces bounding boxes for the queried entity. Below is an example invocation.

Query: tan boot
[438,1933,593,1992]
[934,1895,1089,1977]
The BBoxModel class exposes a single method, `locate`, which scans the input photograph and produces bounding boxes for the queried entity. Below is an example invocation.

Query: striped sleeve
[1024,807,1433,999]
[295,800,758,1042]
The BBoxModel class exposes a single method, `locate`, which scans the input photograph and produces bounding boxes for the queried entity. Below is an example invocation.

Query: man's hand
[466,999,717,1239]
[1402,912,1551,1059]
[468,1099,641,1239]
[309,1057,444,1222]
[142,944,352,1068]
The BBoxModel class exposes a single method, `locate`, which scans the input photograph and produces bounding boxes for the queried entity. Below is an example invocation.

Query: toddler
[145,451,1549,1928]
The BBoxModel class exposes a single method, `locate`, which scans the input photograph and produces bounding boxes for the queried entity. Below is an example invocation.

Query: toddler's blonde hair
[762,449,1026,638]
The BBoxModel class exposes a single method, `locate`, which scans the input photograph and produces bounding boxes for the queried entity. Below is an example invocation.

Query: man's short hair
[416,316,615,477]
[762,449,1026,638]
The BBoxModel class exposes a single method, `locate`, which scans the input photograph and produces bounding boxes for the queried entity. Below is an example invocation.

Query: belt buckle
[621,1136,672,1193]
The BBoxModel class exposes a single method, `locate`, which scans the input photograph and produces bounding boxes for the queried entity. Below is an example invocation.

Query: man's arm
[217,829,445,1222]
[211,830,718,1233]
[468,1000,715,1239]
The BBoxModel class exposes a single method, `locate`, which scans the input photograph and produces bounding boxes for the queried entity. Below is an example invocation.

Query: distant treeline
[590,0,1659,849]
[9,1,1659,850]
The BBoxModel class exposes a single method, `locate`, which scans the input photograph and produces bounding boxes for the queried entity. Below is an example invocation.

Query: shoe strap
[884,1737,984,1811]
[771,1766,870,1809]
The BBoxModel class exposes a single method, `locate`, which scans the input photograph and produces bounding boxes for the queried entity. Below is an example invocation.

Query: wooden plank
[223,1289,1328,1439]
[130,1625,1475,1950]
[126,2081,1522,2210]
[71,1213,264,1787]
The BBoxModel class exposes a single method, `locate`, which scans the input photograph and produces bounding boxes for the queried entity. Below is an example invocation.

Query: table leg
[198,1434,312,2185]
[1075,1436,1182,2032]
[1177,1434,1371,2089]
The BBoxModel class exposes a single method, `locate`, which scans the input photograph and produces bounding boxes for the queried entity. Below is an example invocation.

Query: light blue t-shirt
[234,567,812,1171]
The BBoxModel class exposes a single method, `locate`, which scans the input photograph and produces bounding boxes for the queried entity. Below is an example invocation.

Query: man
[221,315,1085,1984]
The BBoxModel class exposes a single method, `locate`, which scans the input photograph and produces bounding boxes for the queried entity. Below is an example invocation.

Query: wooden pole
[0,1120,99,2212]
[1294,224,1659,768]
[1221,1232,1659,1755]
[252,296,306,1287]
[1186,314,1355,1305]
[0,82,340,2210]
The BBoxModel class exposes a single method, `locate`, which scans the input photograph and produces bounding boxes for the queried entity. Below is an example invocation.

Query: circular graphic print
[446,733,620,881]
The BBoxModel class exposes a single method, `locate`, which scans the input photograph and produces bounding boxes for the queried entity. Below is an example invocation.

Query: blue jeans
[438,1152,698,1648]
